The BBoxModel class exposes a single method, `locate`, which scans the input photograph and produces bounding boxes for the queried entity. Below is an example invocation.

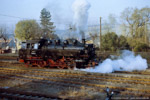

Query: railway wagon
[18,38,97,69]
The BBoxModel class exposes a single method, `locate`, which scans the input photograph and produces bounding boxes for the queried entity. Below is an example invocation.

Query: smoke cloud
[72,0,91,40]
[81,50,148,73]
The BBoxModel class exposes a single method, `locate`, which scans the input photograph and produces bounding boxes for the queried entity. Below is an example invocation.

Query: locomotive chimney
[80,30,85,45]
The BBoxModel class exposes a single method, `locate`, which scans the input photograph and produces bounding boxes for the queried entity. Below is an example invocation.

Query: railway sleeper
[1,70,150,87]
[1,68,150,97]
[0,88,64,100]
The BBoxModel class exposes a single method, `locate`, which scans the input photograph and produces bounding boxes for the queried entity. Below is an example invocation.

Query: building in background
[0,34,16,54]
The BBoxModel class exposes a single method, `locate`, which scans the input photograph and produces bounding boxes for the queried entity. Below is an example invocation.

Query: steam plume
[81,50,148,73]
[72,0,91,40]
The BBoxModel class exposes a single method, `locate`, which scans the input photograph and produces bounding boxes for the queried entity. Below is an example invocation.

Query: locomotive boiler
[18,38,97,69]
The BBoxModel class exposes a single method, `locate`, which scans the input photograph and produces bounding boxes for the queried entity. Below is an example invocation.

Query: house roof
[0,39,16,49]
[8,40,16,48]
[0,42,7,49]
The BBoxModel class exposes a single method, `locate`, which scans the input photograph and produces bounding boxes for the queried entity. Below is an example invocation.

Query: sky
[0,0,150,30]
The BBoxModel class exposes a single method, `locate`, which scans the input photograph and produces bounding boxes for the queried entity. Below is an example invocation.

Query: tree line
[15,8,58,41]
[0,7,150,52]
[91,7,150,52]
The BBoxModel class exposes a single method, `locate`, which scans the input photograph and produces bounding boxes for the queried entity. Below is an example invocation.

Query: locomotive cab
[19,39,47,60]
[21,42,39,50]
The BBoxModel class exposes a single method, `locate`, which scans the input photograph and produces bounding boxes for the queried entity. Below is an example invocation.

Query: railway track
[0,67,150,98]
[1,67,150,84]
[0,59,18,63]
[0,87,64,100]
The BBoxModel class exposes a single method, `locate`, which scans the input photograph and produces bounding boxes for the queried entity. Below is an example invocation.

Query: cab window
[21,42,26,49]
[34,43,39,49]
[27,43,30,48]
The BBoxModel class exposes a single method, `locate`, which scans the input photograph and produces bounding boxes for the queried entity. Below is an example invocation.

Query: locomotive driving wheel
[57,57,66,69]
[68,61,76,69]
[66,58,76,69]
[25,61,32,67]
[57,61,66,69]
[57,65,65,69]
[37,61,47,68]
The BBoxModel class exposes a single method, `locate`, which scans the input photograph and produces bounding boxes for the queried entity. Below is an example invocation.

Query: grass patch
[59,86,105,99]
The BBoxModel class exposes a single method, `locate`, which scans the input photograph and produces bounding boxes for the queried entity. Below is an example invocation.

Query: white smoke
[81,50,148,73]
[72,0,91,40]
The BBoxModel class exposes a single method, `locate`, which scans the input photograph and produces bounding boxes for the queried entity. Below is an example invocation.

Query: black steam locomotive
[18,38,97,69]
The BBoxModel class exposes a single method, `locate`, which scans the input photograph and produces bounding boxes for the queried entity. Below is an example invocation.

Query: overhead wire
[0,13,29,19]
[0,13,123,28]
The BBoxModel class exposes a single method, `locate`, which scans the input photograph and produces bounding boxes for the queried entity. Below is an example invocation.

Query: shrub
[133,43,149,52]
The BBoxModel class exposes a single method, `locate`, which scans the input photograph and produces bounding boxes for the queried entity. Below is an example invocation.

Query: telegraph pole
[145,21,147,43]
[100,17,102,50]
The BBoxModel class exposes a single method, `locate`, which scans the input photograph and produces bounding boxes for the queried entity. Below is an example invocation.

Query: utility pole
[145,21,147,44]
[100,17,102,50]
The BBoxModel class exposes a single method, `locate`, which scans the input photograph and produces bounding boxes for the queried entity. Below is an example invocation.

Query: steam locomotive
[18,38,97,69]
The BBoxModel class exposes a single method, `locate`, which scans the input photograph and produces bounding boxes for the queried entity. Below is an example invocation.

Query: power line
[0,13,71,25]
[0,13,123,26]
[0,13,30,19]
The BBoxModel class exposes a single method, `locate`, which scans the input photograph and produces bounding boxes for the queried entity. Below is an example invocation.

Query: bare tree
[0,25,9,51]
[88,26,99,47]
[120,7,150,50]
[121,7,150,41]
[0,26,9,43]
[103,14,117,33]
